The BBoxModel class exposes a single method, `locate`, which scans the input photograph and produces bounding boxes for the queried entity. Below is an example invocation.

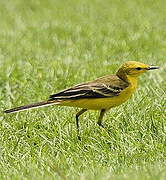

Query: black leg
[76,109,87,140]
[97,109,106,127]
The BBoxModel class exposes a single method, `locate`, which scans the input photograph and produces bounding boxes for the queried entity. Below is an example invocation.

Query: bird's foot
[77,135,81,141]
[97,122,105,128]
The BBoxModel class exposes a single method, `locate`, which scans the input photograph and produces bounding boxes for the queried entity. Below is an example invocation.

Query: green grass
[0,0,166,179]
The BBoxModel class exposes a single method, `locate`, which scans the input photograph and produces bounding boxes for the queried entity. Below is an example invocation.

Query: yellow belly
[59,85,136,110]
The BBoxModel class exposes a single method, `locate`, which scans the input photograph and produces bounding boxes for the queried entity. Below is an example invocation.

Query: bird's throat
[126,75,138,90]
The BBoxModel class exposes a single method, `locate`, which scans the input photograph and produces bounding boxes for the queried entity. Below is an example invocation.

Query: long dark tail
[4,100,59,114]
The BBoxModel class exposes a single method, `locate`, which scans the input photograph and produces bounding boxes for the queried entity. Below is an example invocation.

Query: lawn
[0,0,166,179]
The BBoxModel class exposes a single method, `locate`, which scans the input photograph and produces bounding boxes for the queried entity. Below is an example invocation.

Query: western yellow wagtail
[4,61,159,140]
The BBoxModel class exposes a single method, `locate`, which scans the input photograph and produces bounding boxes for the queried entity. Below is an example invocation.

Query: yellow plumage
[59,87,136,110]
[4,61,159,140]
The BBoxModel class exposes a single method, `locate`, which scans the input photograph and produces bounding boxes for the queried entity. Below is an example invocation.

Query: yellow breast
[59,76,138,110]
[60,84,137,110]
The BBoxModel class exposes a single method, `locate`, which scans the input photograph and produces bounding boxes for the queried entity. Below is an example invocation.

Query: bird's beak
[146,66,159,70]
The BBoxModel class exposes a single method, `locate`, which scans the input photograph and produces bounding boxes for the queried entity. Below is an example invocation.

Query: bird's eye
[136,67,142,70]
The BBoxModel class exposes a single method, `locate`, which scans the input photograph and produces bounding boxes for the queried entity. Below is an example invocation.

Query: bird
[4,61,159,140]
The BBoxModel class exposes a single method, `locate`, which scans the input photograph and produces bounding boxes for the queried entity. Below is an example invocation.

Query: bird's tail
[4,100,59,114]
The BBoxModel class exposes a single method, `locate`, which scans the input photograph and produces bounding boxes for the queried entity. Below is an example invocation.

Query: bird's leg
[97,109,106,128]
[76,109,87,140]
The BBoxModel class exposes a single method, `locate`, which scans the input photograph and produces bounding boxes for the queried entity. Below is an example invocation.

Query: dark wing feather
[49,75,129,101]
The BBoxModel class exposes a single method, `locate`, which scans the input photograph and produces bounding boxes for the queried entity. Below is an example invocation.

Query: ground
[0,0,166,179]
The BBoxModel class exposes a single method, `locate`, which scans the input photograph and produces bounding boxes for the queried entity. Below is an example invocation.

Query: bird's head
[116,61,159,80]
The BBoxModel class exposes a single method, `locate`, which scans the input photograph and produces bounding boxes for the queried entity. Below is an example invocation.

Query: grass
[0,0,166,179]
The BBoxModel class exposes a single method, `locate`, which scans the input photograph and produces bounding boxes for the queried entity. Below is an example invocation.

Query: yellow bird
[4,61,159,140]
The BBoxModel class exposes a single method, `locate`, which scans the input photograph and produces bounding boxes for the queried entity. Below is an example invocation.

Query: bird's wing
[49,75,129,100]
